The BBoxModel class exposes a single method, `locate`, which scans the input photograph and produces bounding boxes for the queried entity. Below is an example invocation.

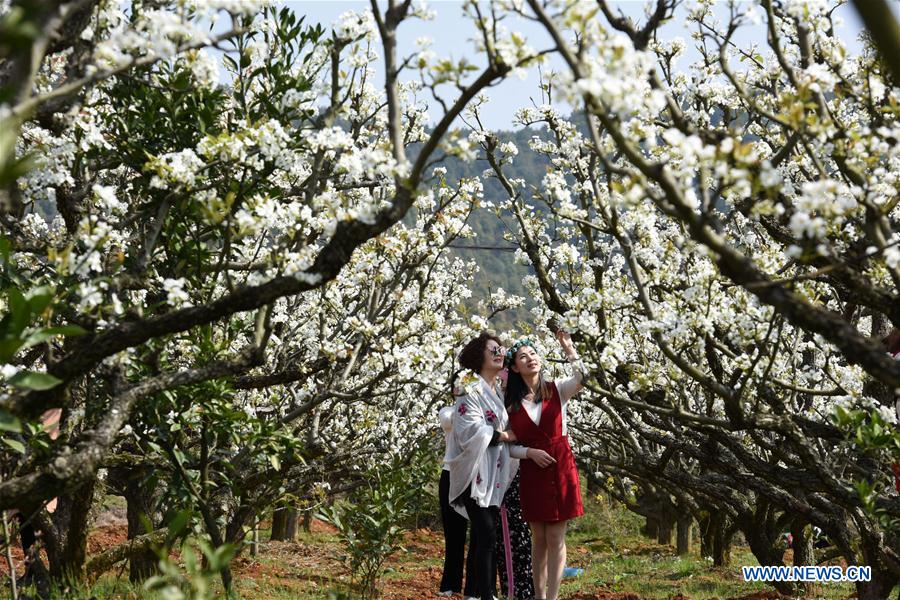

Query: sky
[279,1,868,130]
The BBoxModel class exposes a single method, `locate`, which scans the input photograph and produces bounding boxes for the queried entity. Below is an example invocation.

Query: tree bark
[855,569,898,600]
[85,529,167,579]
[642,515,659,540]
[789,519,814,567]
[124,473,158,582]
[676,511,692,556]
[701,512,734,567]
[698,512,712,558]
[49,479,96,581]
[636,490,660,539]
[711,525,732,567]
[270,506,298,542]
[108,456,161,583]
[657,516,674,546]
[744,516,797,596]
[656,495,675,546]
[852,0,900,86]
[854,522,899,600]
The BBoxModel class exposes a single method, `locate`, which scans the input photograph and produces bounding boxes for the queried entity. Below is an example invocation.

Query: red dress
[508,382,584,523]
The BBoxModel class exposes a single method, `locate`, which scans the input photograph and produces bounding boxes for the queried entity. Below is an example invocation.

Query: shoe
[562,566,584,578]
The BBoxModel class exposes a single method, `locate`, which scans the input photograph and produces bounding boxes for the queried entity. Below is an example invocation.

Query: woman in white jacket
[446,332,529,600]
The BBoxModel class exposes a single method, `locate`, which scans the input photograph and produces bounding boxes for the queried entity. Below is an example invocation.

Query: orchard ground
[6,493,887,599]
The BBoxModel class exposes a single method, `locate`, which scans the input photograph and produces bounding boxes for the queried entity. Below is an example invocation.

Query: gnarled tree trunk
[656,495,676,546]
[270,506,298,542]
[855,569,897,600]
[108,460,160,582]
[642,516,659,539]
[124,472,159,582]
[789,519,814,567]
[49,479,96,581]
[676,510,692,556]
[700,511,734,567]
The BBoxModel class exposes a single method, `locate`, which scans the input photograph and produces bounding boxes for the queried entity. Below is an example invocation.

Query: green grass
[14,491,897,599]
[559,491,859,599]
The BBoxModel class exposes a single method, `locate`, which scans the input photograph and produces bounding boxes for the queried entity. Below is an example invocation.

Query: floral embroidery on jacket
[485,409,497,423]
[458,403,467,415]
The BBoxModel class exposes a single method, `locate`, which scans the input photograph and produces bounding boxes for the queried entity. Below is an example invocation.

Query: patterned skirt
[496,470,535,599]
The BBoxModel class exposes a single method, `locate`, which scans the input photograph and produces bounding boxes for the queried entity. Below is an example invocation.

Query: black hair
[458,332,504,373]
[504,344,550,414]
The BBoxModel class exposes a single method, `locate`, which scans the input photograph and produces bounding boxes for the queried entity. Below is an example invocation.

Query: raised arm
[555,330,584,402]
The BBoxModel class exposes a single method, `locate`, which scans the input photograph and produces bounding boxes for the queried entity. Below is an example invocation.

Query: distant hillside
[436,124,556,331]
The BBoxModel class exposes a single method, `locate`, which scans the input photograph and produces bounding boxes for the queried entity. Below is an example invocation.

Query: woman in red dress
[504,331,584,600]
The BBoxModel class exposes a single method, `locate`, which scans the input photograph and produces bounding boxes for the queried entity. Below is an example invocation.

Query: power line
[448,244,519,252]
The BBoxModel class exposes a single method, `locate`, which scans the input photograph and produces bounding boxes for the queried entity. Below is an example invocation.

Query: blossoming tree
[0,0,542,589]
[476,0,900,597]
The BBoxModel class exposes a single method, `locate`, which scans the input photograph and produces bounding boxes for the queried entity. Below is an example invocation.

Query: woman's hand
[526,448,557,468]
[556,329,578,361]
[499,429,517,443]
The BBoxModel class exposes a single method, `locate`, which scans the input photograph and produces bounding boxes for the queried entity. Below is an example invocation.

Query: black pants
[18,514,36,556]
[461,490,499,600]
[439,469,468,593]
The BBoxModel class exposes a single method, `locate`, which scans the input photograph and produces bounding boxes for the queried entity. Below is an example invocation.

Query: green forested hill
[437,124,555,331]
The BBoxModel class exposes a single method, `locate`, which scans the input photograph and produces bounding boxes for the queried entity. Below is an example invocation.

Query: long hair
[504,347,551,414]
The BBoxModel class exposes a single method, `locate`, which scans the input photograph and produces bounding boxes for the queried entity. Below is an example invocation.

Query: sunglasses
[488,345,506,357]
